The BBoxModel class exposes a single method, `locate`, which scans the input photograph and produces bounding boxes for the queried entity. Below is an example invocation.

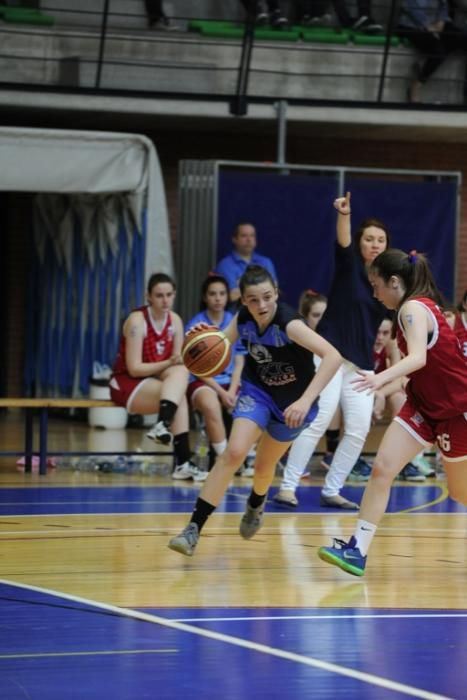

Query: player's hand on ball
[182,328,231,378]
[186,322,216,337]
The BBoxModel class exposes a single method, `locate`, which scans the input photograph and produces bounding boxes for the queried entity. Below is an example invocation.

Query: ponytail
[370,248,444,334]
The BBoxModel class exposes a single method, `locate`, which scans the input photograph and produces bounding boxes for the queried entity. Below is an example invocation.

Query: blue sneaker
[318,536,367,577]
[397,462,425,482]
[349,456,372,482]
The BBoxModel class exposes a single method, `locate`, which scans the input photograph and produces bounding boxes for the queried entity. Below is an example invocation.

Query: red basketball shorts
[395,397,467,462]
[109,374,151,413]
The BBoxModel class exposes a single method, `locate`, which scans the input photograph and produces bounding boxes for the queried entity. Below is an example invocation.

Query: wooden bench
[0,398,174,476]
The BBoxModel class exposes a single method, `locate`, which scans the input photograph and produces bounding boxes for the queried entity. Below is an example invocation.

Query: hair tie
[408,249,417,264]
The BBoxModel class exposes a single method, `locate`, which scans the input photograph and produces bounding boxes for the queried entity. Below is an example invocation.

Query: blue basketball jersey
[237,301,317,412]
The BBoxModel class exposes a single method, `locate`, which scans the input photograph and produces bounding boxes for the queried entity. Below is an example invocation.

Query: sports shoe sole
[168,538,195,556]
[320,495,359,510]
[272,494,298,508]
[146,431,172,446]
[239,506,265,539]
[318,547,365,577]
[397,474,425,482]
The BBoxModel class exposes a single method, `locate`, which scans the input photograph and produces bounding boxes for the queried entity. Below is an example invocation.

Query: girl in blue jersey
[168,265,342,557]
[185,275,244,467]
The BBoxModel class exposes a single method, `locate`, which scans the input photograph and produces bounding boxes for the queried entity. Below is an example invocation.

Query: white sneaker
[172,462,208,482]
[242,456,255,477]
[146,420,172,445]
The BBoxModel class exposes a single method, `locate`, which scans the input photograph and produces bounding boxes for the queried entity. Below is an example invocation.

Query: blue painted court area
[0,483,463,516]
[0,583,465,699]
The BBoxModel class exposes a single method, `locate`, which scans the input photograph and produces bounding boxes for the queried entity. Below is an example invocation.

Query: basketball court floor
[0,412,466,700]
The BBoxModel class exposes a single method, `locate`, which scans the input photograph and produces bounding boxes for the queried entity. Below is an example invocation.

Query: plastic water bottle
[112,456,128,473]
[55,457,73,471]
[194,429,210,472]
[141,461,171,476]
[75,457,99,472]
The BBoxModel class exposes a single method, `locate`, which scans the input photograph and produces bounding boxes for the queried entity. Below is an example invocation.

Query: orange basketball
[182,326,232,378]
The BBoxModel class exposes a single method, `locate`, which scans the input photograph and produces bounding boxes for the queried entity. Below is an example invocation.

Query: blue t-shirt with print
[237,301,317,412]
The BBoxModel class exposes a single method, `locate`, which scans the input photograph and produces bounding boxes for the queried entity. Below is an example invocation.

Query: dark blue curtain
[217,169,457,309]
[346,177,456,302]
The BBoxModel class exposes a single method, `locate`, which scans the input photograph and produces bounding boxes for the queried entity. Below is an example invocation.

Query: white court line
[0,578,452,700]
[0,522,466,537]
[176,613,467,622]
[0,510,465,518]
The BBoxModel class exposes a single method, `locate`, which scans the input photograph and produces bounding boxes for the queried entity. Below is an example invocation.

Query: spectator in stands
[295,0,333,26]
[185,274,244,469]
[239,0,289,28]
[145,0,173,30]
[397,0,467,103]
[329,0,383,31]
[215,221,278,308]
[109,273,207,482]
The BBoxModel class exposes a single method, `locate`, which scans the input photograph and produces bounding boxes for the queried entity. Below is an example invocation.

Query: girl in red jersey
[319,249,467,576]
[110,273,206,482]
[454,289,467,358]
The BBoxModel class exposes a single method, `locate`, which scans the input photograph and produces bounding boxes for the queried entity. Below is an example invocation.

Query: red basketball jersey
[396,297,467,420]
[454,313,467,358]
[112,306,175,375]
[373,346,387,374]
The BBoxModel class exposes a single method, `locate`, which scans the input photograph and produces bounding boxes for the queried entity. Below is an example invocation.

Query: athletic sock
[190,497,216,532]
[212,439,227,455]
[248,489,267,509]
[159,399,178,427]
[173,432,191,466]
[354,519,377,556]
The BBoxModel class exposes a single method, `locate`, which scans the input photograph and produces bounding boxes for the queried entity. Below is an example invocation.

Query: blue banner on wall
[217,169,457,309]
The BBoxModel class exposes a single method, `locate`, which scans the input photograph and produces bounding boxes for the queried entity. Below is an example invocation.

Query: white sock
[212,439,227,455]
[354,519,377,556]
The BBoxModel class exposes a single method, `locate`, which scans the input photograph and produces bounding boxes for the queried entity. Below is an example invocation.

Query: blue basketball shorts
[232,380,319,442]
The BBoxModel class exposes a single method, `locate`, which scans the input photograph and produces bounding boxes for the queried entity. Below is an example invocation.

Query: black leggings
[144,0,165,23]
[397,23,467,92]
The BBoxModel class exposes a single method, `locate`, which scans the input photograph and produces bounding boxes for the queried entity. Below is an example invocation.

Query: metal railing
[0,0,465,110]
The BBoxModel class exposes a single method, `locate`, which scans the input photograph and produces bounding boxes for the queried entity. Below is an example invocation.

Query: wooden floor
[0,409,466,699]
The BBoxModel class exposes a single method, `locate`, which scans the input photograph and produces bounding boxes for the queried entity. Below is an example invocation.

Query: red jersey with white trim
[373,346,387,374]
[454,313,467,358]
[112,306,175,375]
[396,297,467,420]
